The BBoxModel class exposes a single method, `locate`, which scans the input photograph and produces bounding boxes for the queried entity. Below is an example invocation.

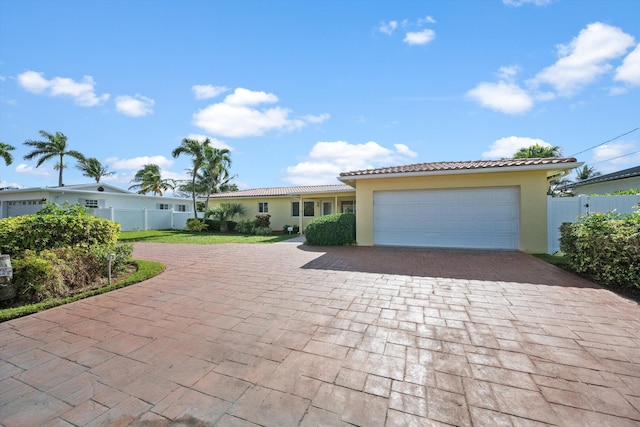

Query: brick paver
[1,241,639,426]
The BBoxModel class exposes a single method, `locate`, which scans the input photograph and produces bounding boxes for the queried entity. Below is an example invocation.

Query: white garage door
[374,187,520,249]
[7,200,45,217]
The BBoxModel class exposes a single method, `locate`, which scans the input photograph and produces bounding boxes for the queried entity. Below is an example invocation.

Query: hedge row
[0,214,120,257]
[560,211,639,292]
[305,213,356,246]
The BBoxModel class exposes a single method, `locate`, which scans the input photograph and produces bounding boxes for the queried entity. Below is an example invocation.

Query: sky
[1,0,639,193]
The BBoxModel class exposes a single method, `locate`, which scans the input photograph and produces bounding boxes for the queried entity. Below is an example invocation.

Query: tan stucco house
[209,158,580,253]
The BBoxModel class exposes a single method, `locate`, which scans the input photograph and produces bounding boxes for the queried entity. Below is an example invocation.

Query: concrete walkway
[1,242,639,426]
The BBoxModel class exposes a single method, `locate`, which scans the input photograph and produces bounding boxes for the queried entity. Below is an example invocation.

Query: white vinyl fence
[547,194,640,254]
[89,207,196,232]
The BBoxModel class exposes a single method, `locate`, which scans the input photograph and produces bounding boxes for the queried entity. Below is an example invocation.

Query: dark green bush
[226,221,237,232]
[204,219,221,232]
[237,220,256,234]
[255,214,271,228]
[305,213,356,246]
[0,214,120,257]
[560,211,639,291]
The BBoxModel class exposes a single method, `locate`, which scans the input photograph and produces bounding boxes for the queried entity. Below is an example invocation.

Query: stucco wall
[208,192,356,232]
[353,169,550,253]
[573,176,640,195]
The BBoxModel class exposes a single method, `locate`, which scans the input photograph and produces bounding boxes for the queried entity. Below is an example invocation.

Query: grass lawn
[119,229,298,244]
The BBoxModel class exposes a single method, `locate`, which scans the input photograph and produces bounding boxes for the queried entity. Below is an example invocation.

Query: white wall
[91,208,195,231]
[547,194,640,254]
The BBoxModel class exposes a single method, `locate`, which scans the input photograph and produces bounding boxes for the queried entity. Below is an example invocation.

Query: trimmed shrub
[560,211,640,291]
[0,214,120,257]
[237,220,257,234]
[305,213,356,246]
[255,214,271,228]
[204,219,221,232]
[226,221,237,232]
[254,227,272,236]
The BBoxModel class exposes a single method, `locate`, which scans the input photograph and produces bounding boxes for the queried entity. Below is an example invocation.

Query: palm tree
[512,144,562,159]
[199,145,232,210]
[128,164,175,196]
[23,130,85,187]
[77,157,115,183]
[172,138,210,219]
[0,142,15,167]
[575,164,601,181]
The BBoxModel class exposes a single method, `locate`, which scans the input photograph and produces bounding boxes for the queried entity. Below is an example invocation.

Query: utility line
[569,127,639,157]
[590,149,640,166]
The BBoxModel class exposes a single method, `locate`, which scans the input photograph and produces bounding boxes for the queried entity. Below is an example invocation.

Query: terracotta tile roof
[209,184,354,199]
[339,157,578,177]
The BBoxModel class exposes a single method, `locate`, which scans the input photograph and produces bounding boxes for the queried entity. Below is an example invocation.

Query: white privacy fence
[89,207,196,232]
[547,194,640,254]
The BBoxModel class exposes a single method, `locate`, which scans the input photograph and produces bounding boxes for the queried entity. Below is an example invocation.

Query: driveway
[1,241,639,426]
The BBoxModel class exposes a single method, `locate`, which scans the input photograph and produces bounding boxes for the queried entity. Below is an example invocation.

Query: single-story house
[210,157,581,253]
[0,183,195,231]
[564,165,640,195]
[208,185,356,232]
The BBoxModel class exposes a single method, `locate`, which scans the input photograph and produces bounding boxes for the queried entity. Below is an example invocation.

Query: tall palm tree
[199,145,232,209]
[76,157,115,183]
[0,142,15,167]
[575,164,601,181]
[512,144,562,159]
[23,130,85,187]
[172,138,210,219]
[128,164,175,196]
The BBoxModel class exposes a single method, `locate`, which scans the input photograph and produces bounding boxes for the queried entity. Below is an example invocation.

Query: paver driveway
[1,241,639,426]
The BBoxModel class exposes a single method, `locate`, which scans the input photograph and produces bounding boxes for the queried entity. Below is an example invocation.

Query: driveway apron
[1,242,639,426]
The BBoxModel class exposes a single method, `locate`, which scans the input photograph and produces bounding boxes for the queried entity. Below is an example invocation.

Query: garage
[6,200,46,217]
[373,187,520,249]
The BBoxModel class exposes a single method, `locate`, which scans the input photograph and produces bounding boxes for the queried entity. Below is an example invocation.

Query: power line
[569,127,639,157]
[590,149,640,166]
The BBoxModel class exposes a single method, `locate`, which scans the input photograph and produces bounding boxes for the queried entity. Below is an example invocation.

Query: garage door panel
[374,188,519,250]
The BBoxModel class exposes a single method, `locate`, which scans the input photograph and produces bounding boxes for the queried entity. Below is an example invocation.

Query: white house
[0,183,196,231]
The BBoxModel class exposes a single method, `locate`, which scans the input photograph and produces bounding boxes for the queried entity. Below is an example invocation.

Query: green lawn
[119,229,298,244]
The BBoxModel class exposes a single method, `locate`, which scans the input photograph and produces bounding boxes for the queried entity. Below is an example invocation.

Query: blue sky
[1,0,639,192]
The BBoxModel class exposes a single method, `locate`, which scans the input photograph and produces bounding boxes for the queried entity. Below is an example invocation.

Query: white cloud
[530,22,635,96]
[615,43,640,86]
[105,155,174,170]
[378,20,398,35]
[16,70,110,106]
[192,87,328,138]
[466,81,533,114]
[14,163,51,176]
[503,0,555,6]
[592,142,640,167]
[283,140,418,185]
[482,136,552,159]
[192,84,229,100]
[403,29,436,46]
[115,94,155,117]
[184,133,233,150]
[418,16,436,25]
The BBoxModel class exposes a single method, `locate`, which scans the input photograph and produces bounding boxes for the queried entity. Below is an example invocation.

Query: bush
[0,214,120,257]
[255,214,271,228]
[305,213,356,246]
[226,221,237,232]
[560,211,640,291]
[204,219,221,232]
[254,227,272,236]
[237,220,256,234]
[186,218,208,231]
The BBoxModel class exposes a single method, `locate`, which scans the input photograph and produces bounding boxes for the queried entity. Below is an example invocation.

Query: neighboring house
[565,165,640,195]
[208,185,356,232]
[0,183,195,231]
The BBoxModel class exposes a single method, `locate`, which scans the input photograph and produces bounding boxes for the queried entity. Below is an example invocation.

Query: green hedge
[0,214,120,257]
[305,213,356,246]
[560,211,640,291]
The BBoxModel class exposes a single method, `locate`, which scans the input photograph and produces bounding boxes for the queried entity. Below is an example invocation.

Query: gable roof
[209,184,354,199]
[568,165,640,188]
[339,158,579,181]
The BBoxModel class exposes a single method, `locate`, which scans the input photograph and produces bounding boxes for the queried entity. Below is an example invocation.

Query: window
[84,199,99,209]
[176,204,187,212]
[341,201,355,214]
[258,202,269,213]
[292,201,316,217]
[158,203,170,210]
[322,202,332,215]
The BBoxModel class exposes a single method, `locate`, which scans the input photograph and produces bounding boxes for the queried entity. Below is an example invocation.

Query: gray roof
[569,165,640,188]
